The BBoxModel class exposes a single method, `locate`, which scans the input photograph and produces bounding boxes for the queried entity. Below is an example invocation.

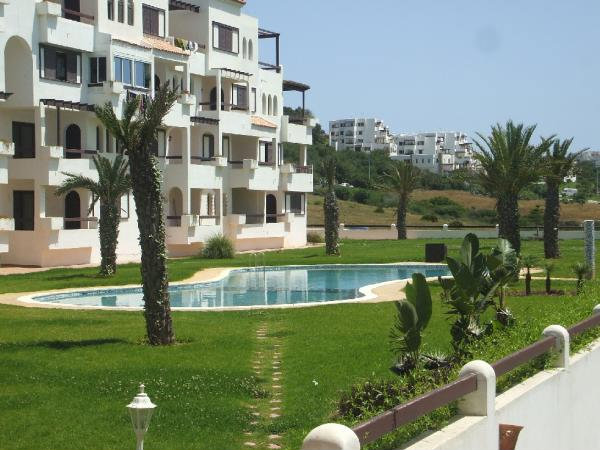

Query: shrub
[307,232,324,244]
[352,189,370,204]
[374,205,385,213]
[202,234,235,259]
[421,214,438,223]
[334,185,351,200]
[449,220,463,228]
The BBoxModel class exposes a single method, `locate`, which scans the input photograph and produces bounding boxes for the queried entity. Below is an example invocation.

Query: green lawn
[0,238,595,294]
[1,238,599,449]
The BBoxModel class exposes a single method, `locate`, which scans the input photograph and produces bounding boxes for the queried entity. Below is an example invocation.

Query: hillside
[307,190,600,226]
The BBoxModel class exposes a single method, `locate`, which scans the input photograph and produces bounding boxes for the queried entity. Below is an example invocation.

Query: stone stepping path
[243,322,286,449]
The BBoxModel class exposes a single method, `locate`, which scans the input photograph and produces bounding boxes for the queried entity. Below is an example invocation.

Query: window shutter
[237,85,247,108]
[98,57,107,82]
[90,58,98,83]
[67,52,78,83]
[220,27,232,51]
[44,47,56,80]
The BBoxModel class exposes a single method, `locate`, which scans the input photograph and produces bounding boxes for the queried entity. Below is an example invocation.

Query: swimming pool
[29,264,449,309]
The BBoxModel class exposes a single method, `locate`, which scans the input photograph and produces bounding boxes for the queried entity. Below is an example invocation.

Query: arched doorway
[210,87,225,111]
[266,194,277,224]
[64,191,81,230]
[168,187,183,226]
[65,124,82,159]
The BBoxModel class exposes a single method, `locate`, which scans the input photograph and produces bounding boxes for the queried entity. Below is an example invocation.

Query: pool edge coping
[7,262,447,311]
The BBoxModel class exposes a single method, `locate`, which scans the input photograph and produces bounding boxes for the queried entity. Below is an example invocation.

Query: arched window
[262,94,267,115]
[248,39,254,61]
[127,0,134,25]
[64,191,81,230]
[268,95,272,115]
[273,96,278,116]
[202,134,215,159]
[242,37,247,59]
[65,124,82,159]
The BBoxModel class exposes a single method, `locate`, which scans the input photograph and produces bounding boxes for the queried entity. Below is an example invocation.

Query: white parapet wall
[401,336,600,450]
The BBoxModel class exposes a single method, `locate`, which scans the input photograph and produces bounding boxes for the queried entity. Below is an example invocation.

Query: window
[127,0,134,25]
[285,192,305,215]
[259,141,271,163]
[134,61,150,88]
[12,122,35,159]
[150,129,166,157]
[248,39,254,60]
[231,84,248,109]
[96,126,101,152]
[40,46,81,83]
[90,57,107,84]
[114,56,133,85]
[143,5,165,37]
[108,0,114,20]
[118,0,124,22]
[202,134,215,159]
[13,191,35,231]
[212,22,239,53]
[251,88,257,113]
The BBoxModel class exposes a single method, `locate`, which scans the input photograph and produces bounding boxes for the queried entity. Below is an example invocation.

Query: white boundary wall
[400,338,600,450]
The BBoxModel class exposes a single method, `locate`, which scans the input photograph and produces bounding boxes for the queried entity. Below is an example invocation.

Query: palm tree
[572,262,592,294]
[520,255,538,296]
[474,121,552,253]
[322,154,340,256]
[382,161,418,240]
[56,155,131,276]
[543,138,585,259]
[95,85,178,346]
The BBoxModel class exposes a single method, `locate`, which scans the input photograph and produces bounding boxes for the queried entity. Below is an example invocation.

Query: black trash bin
[425,243,447,263]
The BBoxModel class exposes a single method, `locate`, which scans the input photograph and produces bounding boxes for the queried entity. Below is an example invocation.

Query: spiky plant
[382,161,419,240]
[322,154,340,256]
[474,121,552,253]
[520,255,538,296]
[56,155,131,277]
[542,138,586,259]
[572,262,592,294]
[95,84,178,346]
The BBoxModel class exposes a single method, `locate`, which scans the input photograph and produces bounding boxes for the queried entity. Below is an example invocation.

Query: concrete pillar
[542,325,570,369]
[584,220,596,279]
[216,70,222,113]
[272,137,277,165]
[301,424,360,450]
[458,360,496,416]
[182,127,190,164]
[36,104,46,147]
[300,144,308,166]
[256,139,260,162]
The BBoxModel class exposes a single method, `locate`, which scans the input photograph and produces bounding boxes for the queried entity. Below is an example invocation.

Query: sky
[245,0,600,149]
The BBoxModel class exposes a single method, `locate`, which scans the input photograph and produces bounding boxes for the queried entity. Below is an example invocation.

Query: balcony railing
[63,217,97,230]
[64,148,98,159]
[294,165,313,174]
[167,216,182,227]
[45,0,95,24]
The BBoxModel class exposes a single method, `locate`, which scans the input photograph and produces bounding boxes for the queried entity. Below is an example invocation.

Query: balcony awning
[283,80,310,92]
[40,99,96,111]
[258,28,280,39]
[216,67,252,81]
[169,0,201,12]
[191,116,219,126]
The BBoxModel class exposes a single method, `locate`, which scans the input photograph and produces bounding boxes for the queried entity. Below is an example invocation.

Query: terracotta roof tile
[251,116,278,129]
[142,35,189,55]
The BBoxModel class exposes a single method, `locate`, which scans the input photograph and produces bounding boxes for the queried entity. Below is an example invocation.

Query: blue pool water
[32,264,449,309]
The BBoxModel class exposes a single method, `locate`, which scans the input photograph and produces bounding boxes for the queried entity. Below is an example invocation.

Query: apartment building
[0,0,315,267]
[392,131,477,173]
[328,118,397,154]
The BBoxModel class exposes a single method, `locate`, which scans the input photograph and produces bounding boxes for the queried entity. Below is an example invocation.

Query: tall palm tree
[95,85,178,346]
[322,154,340,256]
[474,121,552,253]
[543,138,585,259]
[56,155,131,277]
[383,161,418,240]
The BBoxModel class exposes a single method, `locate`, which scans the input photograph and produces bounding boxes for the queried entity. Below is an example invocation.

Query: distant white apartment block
[0,0,316,267]
[392,132,477,173]
[328,118,397,154]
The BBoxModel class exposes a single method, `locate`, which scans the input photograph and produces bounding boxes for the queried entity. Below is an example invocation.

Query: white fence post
[593,304,600,315]
[542,325,570,369]
[458,360,496,416]
[301,424,361,450]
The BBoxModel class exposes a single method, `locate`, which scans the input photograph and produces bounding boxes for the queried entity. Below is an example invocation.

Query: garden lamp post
[127,384,156,450]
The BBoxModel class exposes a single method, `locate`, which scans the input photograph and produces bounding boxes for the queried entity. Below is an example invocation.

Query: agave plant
[572,262,592,295]
[488,239,520,326]
[390,273,432,376]
[520,255,538,296]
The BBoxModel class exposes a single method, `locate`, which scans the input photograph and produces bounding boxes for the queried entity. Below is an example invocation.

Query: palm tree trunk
[544,180,560,259]
[99,202,119,276]
[324,190,340,256]
[525,270,532,296]
[397,195,408,240]
[497,194,521,253]
[129,151,174,345]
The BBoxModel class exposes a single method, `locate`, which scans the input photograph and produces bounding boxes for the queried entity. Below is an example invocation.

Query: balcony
[166,214,221,245]
[39,216,98,250]
[0,218,12,253]
[282,116,314,146]
[0,141,15,157]
[280,164,313,193]
[229,159,279,191]
[227,214,286,240]
[36,1,95,52]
